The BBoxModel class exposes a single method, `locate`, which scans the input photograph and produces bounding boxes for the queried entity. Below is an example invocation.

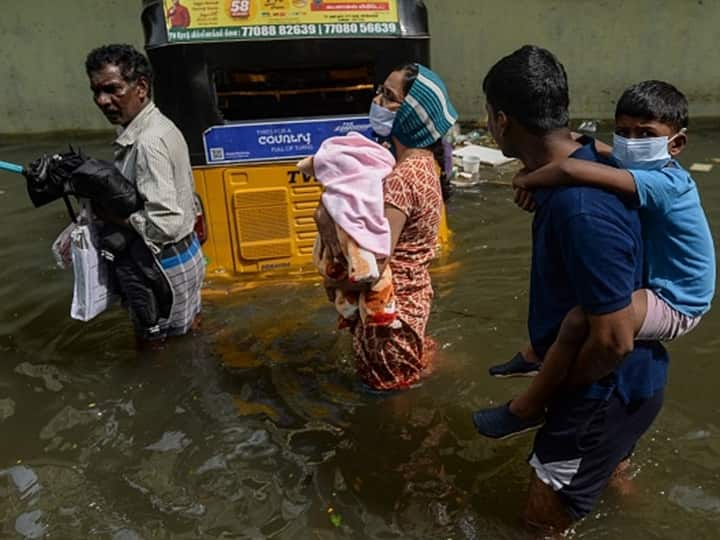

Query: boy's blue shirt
[529,139,668,403]
[629,163,716,317]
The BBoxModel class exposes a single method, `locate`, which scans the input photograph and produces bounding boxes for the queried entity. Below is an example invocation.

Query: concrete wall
[1,1,143,134]
[2,1,719,134]
[427,0,720,123]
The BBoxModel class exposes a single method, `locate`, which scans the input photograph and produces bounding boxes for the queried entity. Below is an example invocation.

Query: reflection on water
[0,131,719,538]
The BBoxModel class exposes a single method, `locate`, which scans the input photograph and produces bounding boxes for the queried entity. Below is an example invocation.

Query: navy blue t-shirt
[528,139,669,402]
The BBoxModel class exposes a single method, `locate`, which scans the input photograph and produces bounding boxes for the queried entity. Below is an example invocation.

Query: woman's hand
[323,276,369,294]
[513,187,536,213]
[323,277,368,303]
[314,203,343,260]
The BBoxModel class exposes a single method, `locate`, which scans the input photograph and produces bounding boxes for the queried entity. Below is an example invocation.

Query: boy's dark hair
[482,45,569,133]
[85,44,153,97]
[615,80,688,131]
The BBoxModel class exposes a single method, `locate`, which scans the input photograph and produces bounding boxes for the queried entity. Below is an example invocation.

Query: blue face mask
[369,102,396,137]
[611,132,682,170]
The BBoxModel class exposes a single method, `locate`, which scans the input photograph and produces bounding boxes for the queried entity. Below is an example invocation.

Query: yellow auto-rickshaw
[141,0,450,278]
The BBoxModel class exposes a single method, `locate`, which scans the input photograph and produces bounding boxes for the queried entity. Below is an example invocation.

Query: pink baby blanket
[313,132,395,257]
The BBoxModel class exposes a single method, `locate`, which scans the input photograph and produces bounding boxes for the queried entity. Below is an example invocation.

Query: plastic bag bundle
[25,148,86,208]
[71,159,141,218]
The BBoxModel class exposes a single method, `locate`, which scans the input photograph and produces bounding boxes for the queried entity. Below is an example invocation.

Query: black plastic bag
[24,149,85,208]
[100,225,172,333]
[71,159,141,219]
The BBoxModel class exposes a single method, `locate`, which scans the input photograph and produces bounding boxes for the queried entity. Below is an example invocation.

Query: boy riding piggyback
[475,80,716,439]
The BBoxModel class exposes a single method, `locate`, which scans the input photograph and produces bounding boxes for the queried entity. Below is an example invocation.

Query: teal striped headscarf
[391,64,458,149]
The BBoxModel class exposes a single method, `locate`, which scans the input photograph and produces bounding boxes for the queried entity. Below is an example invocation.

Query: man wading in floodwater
[477,45,668,535]
[86,44,205,346]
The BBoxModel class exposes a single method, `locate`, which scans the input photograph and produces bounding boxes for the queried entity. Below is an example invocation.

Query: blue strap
[160,236,200,270]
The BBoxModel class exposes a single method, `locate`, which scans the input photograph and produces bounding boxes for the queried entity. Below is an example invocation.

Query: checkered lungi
[154,232,205,338]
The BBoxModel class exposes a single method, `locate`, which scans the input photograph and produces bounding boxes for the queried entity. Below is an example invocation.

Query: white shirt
[113,102,196,252]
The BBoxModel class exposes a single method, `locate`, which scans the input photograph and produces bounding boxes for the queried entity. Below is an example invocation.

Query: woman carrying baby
[315,63,457,391]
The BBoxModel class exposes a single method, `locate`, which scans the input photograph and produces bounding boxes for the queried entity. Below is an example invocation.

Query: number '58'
[229,0,250,17]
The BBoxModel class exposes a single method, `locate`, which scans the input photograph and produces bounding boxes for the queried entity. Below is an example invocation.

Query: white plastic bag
[69,203,117,321]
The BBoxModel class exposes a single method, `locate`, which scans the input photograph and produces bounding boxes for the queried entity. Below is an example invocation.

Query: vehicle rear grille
[233,189,292,260]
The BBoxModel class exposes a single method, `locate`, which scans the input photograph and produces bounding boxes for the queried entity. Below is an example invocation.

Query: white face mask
[611,130,684,170]
[369,102,396,137]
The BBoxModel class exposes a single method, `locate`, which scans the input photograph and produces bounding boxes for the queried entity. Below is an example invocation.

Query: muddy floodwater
[1,130,719,539]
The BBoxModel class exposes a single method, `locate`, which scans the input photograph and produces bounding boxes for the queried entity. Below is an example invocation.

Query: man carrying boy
[475,81,715,440]
[476,45,669,533]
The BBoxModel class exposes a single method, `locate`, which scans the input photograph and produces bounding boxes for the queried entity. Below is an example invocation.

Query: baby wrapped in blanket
[298,132,401,329]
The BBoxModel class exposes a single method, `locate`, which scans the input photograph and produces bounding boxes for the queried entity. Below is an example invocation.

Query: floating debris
[453,129,486,145]
[453,144,515,167]
[15,509,47,539]
[576,120,599,133]
[669,485,720,513]
[690,163,713,172]
[461,154,481,174]
[144,431,191,452]
[14,362,68,392]
[0,398,15,421]
[682,429,711,440]
[327,507,342,527]
[451,173,483,189]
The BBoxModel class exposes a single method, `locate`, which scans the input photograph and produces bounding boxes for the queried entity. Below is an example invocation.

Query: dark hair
[482,45,569,133]
[395,63,452,201]
[397,62,419,95]
[430,139,453,201]
[85,44,153,97]
[615,80,688,131]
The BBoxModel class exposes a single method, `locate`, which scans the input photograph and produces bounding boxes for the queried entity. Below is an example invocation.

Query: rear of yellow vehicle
[195,162,322,275]
[141,0,450,280]
[194,163,450,277]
